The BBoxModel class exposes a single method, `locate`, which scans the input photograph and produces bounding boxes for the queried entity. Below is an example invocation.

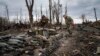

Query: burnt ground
[0,22,100,56]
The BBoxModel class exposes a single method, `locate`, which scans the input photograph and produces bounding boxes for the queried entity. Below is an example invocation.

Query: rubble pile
[0,21,100,56]
[44,22,100,56]
[0,36,26,56]
[75,23,100,56]
[41,33,64,56]
[0,35,48,56]
[0,29,60,56]
[92,21,100,28]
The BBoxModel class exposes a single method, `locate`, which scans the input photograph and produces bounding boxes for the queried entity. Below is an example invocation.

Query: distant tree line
[0,17,30,31]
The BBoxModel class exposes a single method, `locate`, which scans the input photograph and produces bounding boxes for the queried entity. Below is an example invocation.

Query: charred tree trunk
[81,14,85,24]
[5,5,9,23]
[94,8,98,22]
[25,0,34,30]
[41,4,43,17]
[49,0,52,24]
[29,10,33,29]
[57,0,60,24]
[56,13,59,24]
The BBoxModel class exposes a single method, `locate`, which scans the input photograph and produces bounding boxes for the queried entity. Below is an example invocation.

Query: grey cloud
[0,0,100,20]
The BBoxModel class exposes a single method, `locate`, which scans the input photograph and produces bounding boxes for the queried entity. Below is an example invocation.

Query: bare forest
[0,0,100,56]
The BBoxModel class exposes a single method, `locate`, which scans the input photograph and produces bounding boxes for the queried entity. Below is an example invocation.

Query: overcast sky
[0,0,100,23]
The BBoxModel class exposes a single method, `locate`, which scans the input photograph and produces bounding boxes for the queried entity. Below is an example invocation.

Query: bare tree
[46,9,48,17]
[41,4,43,17]
[49,0,52,24]
[0,2,9,24]
[25,0,34,30]
[5,5,9,22]
[81,14,85,23]
[35,7,38,22]
[94,8,98,21]
[52,0,62,25]
[57,0,60,24]
[16,12,19,23]
[20,8,22,20]
[65,5,67,16]
[52,6,55,23]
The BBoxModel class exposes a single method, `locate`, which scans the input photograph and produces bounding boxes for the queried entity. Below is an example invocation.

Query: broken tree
[25,0,34,30]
